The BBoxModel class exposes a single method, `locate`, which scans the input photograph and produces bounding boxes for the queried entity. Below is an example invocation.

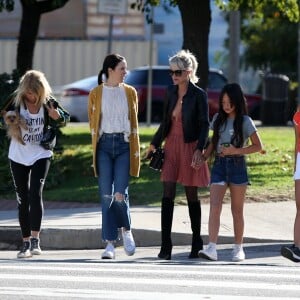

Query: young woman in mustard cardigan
[88,54,140,259]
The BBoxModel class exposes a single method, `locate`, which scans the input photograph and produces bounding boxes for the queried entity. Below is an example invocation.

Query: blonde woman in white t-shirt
[2,70,70,258]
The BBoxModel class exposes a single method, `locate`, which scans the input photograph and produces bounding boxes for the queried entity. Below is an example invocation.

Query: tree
[177,0,211,90]
[133,0,299,90]
[2,0,299,83]
[241,9,298,77]
[0,0,70,76]
[215,0,299,23]
[216,0,299,76]
[132,0,211,90]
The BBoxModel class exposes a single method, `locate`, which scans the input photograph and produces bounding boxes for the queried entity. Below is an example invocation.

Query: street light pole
[298,20,300,105]
[146,7,154,126]
[107,15,113,54]
[97,0,128,55]
[228,10,240,83]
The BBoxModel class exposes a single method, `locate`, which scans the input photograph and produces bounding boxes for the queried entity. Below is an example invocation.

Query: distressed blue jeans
[97,133,131,241]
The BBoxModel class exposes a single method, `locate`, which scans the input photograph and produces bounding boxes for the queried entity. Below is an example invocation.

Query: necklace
[178,95,184,105]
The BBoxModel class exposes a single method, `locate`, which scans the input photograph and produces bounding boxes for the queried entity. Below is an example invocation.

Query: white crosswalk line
[0,261,299,299]
[0,287,292,300]
[1,263,300,279]
[0,273,299,292]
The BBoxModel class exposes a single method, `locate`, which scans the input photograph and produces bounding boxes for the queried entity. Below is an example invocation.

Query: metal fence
[0,39,157,87]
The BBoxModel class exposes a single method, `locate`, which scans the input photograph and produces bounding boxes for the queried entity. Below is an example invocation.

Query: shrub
[0,70,20,193]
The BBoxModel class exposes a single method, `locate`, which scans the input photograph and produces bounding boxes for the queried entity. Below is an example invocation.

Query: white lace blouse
[100,84,130,140]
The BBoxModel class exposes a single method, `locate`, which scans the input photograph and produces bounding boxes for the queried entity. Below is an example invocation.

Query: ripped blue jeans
[97,133,131,241]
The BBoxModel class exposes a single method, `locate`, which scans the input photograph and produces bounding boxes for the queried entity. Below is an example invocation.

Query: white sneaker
[122,228,135,256]
[101,242,115,259]
[30,237,42,255]
[198,244,218,261]
[232,244,245,262]
[17,241,32,258]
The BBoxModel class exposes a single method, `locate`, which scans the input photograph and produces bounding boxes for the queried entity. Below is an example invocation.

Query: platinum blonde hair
[169,49,199,84]
[14,70,52,107]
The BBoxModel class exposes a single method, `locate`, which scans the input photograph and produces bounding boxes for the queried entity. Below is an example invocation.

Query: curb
[0,227,292,251]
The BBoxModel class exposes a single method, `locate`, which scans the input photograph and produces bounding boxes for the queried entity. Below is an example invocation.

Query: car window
[125,67,228,90]
[208,72,227,90]
[125,69,173,86]
[153,70,173,86]
[125,70,147,85]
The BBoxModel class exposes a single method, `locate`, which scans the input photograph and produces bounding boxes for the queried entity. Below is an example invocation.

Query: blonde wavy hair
[169,49,199,84]
[14,70,52,107]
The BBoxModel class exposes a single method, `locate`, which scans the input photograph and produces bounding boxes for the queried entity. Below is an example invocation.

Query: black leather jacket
[151,81,209,150]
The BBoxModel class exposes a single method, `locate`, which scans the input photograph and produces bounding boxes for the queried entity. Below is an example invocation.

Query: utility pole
[298,20,300,105]
[228,10,240,83]
[146,7,154,126]
[98,0,128,55]
[107,15,113,54]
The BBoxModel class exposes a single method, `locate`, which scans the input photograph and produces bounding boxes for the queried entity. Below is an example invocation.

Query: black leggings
[10,158,51,238]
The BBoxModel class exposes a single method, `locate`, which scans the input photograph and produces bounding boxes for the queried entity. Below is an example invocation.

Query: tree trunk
[177,0,211,90]
[17,0,69,76]
[17,2,40,76]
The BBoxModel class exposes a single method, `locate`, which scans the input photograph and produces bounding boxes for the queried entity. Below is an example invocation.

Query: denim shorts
[210,155,249,185]
[294,152,300,180]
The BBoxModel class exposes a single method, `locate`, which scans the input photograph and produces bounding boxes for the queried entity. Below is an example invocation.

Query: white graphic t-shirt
[8,104,52,166]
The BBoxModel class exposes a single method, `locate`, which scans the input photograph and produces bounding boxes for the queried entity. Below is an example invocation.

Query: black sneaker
[30,237,42,255]
[17,241,32,258]
[281,245,300,262]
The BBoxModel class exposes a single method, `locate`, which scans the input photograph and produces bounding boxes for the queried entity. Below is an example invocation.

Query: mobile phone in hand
[47,99,58,109]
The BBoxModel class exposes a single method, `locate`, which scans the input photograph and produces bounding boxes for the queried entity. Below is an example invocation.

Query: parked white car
[56,76,97,122]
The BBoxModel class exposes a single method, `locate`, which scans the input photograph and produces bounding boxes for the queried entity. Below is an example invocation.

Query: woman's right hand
[145,144,156,160]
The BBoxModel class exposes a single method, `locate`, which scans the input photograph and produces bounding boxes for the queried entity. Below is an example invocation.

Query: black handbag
[40,126,56,150]
[149,147,165,171]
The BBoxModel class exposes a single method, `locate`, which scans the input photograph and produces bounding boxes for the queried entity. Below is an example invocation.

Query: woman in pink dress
[146,50,210,260]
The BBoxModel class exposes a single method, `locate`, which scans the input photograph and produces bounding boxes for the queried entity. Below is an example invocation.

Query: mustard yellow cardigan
[88,83,140,177]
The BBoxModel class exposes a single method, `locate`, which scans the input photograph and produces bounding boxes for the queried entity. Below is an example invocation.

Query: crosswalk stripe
[0,273,299,292]
[2,262,300,271]
[1,264,300,279]
[0,287,297,300]
[1,260,299,299]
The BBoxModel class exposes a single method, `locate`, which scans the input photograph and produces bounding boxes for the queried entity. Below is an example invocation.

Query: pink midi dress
[161,113,210,187]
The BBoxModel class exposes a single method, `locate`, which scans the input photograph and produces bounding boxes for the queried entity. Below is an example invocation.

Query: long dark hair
[211,83,248,150]
[97,54,125,85]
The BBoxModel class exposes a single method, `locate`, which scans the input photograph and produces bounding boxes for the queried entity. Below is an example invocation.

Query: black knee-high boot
[158,197,174,260]
[188,200,203,258]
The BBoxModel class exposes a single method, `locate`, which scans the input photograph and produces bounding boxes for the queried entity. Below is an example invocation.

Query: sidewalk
[0,199,295,250]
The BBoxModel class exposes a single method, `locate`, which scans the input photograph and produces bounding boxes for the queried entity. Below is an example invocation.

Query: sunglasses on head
[169,69,184,76]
